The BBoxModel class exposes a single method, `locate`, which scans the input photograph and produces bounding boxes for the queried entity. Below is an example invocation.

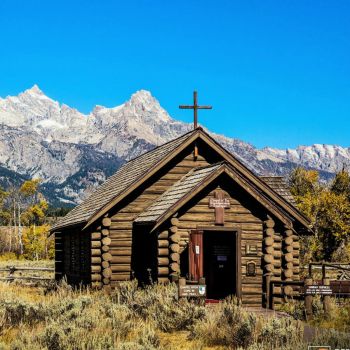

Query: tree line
[289,167,350,263]
[0,179,54,260]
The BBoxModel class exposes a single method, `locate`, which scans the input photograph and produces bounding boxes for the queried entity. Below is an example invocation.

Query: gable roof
[135,162,310,231]
[51,130,197,231]
[52,128,310,232]
[135,163,223,223]
[260,176,296,207]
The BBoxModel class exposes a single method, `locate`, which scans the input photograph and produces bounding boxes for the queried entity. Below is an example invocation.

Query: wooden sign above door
[209,189,230,225]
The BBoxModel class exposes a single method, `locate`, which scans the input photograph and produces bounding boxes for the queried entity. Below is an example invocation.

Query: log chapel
[51,96,311,307]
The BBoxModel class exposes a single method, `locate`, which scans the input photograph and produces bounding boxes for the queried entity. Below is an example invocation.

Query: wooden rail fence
[0,266,54,282]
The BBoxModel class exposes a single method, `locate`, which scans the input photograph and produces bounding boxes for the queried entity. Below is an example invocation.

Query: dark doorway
[203,231,237,299]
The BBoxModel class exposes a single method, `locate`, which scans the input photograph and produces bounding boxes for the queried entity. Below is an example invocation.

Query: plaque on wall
[246,261,256,276]
[245,244,258,256]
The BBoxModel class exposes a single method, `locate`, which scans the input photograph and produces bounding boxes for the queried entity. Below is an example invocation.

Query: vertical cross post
[179,91,212,130]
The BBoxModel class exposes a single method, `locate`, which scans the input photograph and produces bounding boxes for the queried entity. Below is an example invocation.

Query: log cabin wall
[54,231,63,281]
[173,177,265,307]
[107,141,221,287]
[60,228,91,286]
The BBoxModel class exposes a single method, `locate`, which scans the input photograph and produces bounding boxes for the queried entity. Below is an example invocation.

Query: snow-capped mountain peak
[0,86,348,205]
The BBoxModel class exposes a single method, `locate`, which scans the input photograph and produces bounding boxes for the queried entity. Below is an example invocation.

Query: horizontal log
[284,253,293,262]
[284,262,294,270]
[158,231,169,239]
[264,246,274,254]
[170,243,180,253]
[110,256,131,264]
[285,229,293,237]
[263,254,274,264]
[91,265,101,273]
[102,237,111,246]
[91,273,102,281]
[273,251,282,258]
[284,285,294,296]
[102,261,110,269]
[91,257,102,264]
[283,269,293,279]
[169,234,180,243]
[273,260,282,268]
[110,222,133,230]
[91,241,101,248]
[264,264,274,273]
[102,252,112,261]
[265,219,275,228]
[110,274,130,281]
[284,236,293,246]
[170,252,180,262]
[102,245,110,252]
[273,242,282,250]
[158,257,169,266]
[285,245,293,253]
[110,240,132,248]
[109,248,131,256]
[111,265,131,272]
[264,237,274,246]
[265,228,274,236]
[109,232,132,239]
[169,226,178,234]
[158,248,169,256]
[103,268,112,278]
[102,217,112,227]
[170,262,180,273]
[170,217,179,226]
[103,278,110,285]
[91,232,101,240]
[91,249,101,257]
[293,242,300,250]
[158,267,169,275]
[179,240,187,247]
[273,235,282,242]
[101,228,109,236]
[158,240,169,248]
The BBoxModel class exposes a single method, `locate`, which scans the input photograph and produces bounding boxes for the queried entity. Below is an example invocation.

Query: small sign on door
[195,245,200,255]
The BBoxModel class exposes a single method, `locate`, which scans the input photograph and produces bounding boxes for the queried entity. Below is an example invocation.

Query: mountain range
[0,85,349,206]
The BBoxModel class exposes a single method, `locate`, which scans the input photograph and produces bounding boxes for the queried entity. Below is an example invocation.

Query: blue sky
[0,0,349,149]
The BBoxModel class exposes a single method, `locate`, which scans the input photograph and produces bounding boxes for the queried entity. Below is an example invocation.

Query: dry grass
[0,280,349,349]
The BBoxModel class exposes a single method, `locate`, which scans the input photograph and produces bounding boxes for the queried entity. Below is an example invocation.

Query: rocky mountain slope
[0,86,348,206]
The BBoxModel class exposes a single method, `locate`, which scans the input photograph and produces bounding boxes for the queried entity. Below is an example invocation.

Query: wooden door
[189,230,203,281]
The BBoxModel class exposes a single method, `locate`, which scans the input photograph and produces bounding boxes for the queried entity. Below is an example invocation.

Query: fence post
[304,277,313,320]
[322,277,331,318]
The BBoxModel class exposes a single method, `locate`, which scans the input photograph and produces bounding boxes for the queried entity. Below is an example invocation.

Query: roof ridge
[192,160,227,172]
[125,129,197,164]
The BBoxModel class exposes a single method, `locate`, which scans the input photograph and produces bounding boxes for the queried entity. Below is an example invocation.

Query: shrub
[191,298,257,348]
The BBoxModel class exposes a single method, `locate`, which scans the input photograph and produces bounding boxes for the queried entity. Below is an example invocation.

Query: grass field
[0,278,349,350]
[0,258,348,349]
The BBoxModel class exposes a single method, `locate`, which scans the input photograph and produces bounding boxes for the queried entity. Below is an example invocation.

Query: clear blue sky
[0,0,349,149]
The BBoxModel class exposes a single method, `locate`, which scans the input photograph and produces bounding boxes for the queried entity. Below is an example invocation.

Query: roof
[52,128,310,232]
[135,163,223,223]
[51,130,196,230]
[135,163,299,225]
[260,176,296,206]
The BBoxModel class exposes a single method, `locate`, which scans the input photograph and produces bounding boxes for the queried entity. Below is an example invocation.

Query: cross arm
[179,105,194,109]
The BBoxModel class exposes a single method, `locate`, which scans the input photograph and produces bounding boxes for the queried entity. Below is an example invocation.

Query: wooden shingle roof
[135,163,223,223]
[51,130,196,230]
[260,176,296,207]
[135,163,298,224]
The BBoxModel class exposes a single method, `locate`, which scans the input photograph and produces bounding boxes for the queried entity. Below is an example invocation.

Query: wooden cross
[179,91,212,129]
[209,189,230,225]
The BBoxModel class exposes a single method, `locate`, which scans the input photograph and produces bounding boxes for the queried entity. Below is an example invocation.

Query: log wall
[176,185,264,307]
[108,147,213,287]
